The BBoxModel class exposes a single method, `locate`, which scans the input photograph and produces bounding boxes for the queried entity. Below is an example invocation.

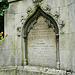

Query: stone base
[0,66,67,75]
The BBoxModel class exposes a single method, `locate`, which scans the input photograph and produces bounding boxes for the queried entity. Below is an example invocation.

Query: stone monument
[0,0,75,75]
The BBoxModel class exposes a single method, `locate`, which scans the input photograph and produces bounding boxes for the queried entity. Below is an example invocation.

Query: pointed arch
[23,6,59,69]
[24,6,59,35]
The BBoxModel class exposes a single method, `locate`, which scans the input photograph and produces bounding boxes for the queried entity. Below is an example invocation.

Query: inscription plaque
[27,16,56,68]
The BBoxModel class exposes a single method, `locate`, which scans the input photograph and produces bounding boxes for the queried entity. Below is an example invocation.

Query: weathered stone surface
[59,33,71,51]
[17,66,66,75]
[0,66,16,75]
[60,6,69,21]
[14,35,23,66]
[0,0,75,75]
[65,0,74,6]
[0,37,15,66]
[7,3,18,14]
[60,50,72,70]
[43,0,65,8]
[0,66,66,75]
[57,0,65,7]
[69,3,75,33]
[28,16,56,68]
[18,0,33,14]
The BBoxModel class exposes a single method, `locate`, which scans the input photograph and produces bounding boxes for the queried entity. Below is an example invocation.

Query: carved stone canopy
[23,6,60,69]
[24,6,59,36]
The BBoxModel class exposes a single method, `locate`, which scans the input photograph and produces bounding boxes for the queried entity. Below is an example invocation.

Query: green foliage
[0,32,3,44]
[2,0,8,2]
[0,32,3,40]
[0,32,8,44]
[0,0,9,15]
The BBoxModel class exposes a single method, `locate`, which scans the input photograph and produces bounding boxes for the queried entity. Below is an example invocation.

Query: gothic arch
[24,6,59,35]
[23,6,59,69]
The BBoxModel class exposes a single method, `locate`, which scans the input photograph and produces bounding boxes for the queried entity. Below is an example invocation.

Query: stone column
[56,34,60,69]
[23,34,28,66]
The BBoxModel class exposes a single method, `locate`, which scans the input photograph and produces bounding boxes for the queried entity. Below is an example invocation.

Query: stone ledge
[0,66,73,75]
[0,66,17,71]
[17,66,66,75]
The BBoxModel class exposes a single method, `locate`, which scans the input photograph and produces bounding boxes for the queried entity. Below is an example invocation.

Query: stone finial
[32,0,43,3]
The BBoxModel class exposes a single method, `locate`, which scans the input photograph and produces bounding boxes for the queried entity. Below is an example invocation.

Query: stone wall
[0,0,75,75]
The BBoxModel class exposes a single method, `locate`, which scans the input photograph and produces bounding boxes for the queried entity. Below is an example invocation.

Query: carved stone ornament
[54,12,59,19]
[59,21,65,34]
[42,5,59,20]
[27,7,33,16]
[59,21,65,29]
[21,16,26,25]
[42,4,51,16]
[17,26,22,36]
[45,4,51,11]
[45,19,55,32]
[24,6,59,68]
[17,26,21,32]
[32,0,43,3]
